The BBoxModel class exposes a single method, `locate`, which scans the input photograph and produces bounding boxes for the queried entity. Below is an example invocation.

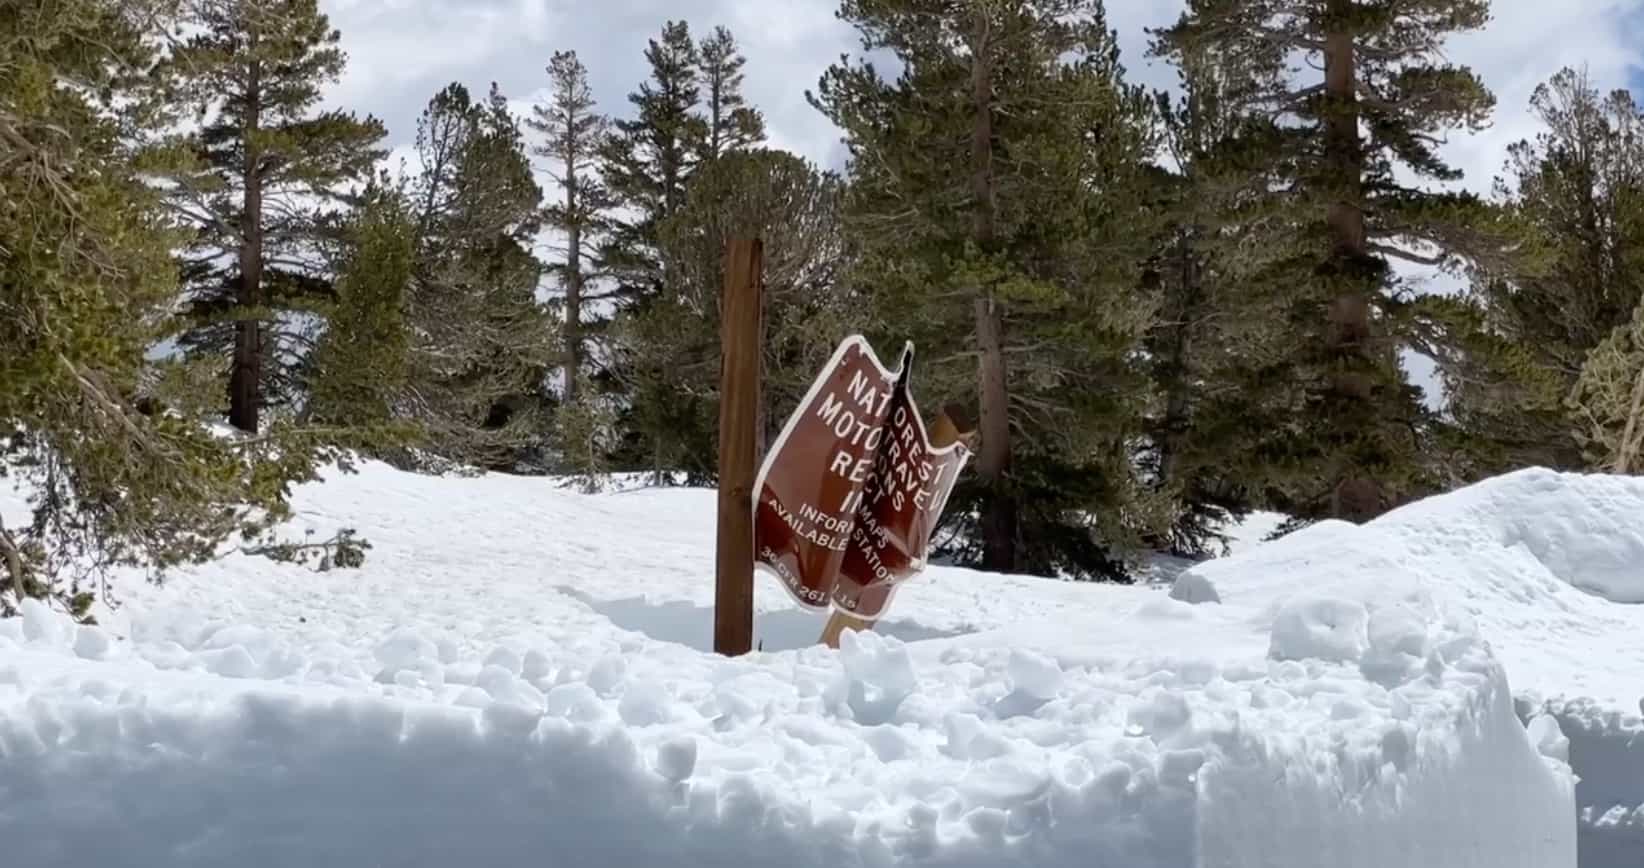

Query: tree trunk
[976,297,1015,571]
[1158,236,1198,488]
[709,76,723,161]
[230,56,263,434]
[0,513,25,610]
[563,146,583,406]
[1322,5,1380,522]
[970,10,1015,573]
[1614,362,1644,474]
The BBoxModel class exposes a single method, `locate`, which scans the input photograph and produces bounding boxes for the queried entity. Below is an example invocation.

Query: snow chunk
[483,646,522,675]
[586,655,627,696]
[20,598,65,646]
[476,665,544,710]
[1169,570,1221,604]
[375,630,437,671]
[655,736,697,782]
[1527,713,1569,765]
[1126,687,1192,737]
[202,645,258,679]
[1006,648,1062,700]
[521,649,552,682]
[618,680,674,726]
[1269,597,1370,663]
[836,629,917,725]
[72,626,111,661]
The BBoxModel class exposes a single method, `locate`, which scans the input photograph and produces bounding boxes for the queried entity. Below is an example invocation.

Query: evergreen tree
[657,149,861,467]
[1,0,349,617]
[1444,68,1644,472]
[813,0,1163,578]
[406,83,555,471]
[306,187,415,432]
[600,21,767,480]
[143,0,386,433]
[530,51,612,409]
[599,21,704,478]
[1155,0,1497,522]
[600,20,703,302]
[697,26,766,162]
[1570,298,1644,473]
[1141,24,1291,556]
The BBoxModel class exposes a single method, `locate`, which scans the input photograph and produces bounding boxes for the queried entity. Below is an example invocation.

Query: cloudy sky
[318,0,1644,402]
[321,0,1644,193]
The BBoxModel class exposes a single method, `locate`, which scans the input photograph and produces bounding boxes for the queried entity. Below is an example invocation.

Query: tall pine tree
[600,21,702,304]
[2,0,355,615]
[405,83,555,471]
[600,22,703,477]
[143,0,386,433]
[1141,21,1291,556]
[1155,0,1496,522]
[530,51,612,409]
[601,21,766,480]
[658,149,859,462]
[813,0,1162,577]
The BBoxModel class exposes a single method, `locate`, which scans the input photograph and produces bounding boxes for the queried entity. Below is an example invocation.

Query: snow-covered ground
[1172,468,1644,868]
[3,461,1634,867]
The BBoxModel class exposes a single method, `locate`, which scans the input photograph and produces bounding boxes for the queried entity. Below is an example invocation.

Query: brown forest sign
[753,336,969,620]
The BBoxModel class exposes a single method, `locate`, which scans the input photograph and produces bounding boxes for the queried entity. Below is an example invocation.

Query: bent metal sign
[753,335,969,620]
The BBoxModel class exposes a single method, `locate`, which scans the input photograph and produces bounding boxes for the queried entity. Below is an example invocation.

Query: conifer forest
[7,0,1644,608]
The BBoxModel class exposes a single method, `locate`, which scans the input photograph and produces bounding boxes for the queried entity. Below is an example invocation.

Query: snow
[0,461,1600,867]
[1173,467,1644,868]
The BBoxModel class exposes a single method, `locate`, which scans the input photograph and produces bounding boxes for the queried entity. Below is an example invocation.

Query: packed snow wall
[0,461,1584,867]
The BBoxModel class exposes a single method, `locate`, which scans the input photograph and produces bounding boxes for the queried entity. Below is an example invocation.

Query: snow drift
[0,462,1589,867]
[1174,467,1644,868]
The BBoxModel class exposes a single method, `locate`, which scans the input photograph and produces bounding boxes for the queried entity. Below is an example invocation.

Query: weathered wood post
[714,237,763,656]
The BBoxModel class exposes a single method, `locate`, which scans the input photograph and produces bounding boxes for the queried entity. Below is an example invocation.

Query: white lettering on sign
[825,449,872,484]
[765,494,849,553]
[847,370,893,417]
[816,387,887,449]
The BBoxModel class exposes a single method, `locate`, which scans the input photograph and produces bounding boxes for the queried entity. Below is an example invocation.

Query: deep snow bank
[0,463,1576,867]
[1175,467,1644,868]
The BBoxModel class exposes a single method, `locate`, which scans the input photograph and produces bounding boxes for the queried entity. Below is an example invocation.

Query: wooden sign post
[714,237,762,657]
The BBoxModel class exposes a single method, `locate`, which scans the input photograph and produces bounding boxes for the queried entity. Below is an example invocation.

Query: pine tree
[657,149,860,464]
[600,21,767,480]
[1,0,349,617]
[1443,68,1644,473]
[1570,299,1644,473]
[1155,0,1497,523]
[1141,23,1291,556]
[405,83,555,471]
[813,0,1163,578]
[530,51,612,409]
[306,186,415,431]
[599,22,706,479]
[142,0,386,434]
[697,26,766,162]
[600,20,703,302]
